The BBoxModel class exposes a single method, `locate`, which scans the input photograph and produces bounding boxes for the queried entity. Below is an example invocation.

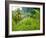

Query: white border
[9,4,43,35]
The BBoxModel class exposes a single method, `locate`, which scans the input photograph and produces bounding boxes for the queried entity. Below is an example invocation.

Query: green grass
[12,17,40,31]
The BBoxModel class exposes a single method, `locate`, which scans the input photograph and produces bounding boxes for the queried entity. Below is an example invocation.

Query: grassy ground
[12,17,40,31]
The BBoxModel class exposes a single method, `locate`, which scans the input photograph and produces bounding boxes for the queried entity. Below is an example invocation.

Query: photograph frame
[5,1,45,37]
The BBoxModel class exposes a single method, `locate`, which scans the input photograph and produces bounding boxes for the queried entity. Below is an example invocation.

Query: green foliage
[12,8,40,31]
[12,8,22,24]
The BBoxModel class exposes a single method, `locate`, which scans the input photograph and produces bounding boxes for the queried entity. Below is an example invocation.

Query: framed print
[5,1,45,37]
